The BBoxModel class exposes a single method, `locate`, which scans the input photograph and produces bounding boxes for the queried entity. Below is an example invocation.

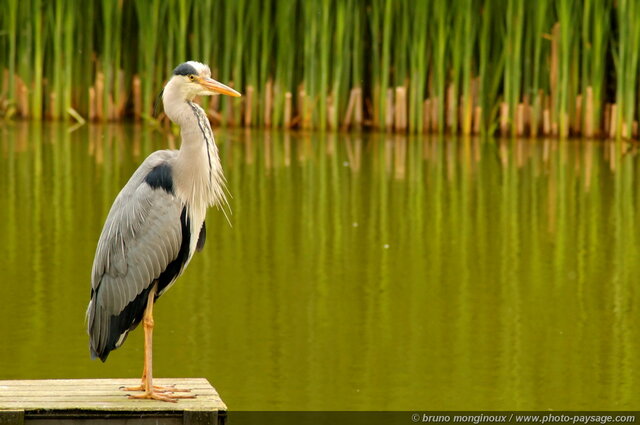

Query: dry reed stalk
[500,102,509,136]
[89,87,96,121]
[622,121,629,138]
[298,87,307,129]
[284,92,292,128]
[395,86,407,132]
[574,94,582,134]
[47,92,55,119]
[603,103,611,135]
[446,83,455,131]
[16,75,28,118]
[524,101,532,136]
[132,75,141,121]
[95,72,104,121]
[423,99,431,133]
[264,79,273,128]
[354,87,363,129]
[431,97,439,131]
[117,70,126,118]
[244,85,253,127]
[364,97,374,126]
[543,108,551,135]
[342,88,357,129]
[462,78,476,135]
[633,120,638,138]
[385,88,394,131]
[327,96,336,129]
[108,94,116,120]
[609,104,617,138]
[473,106,481,134]
[550,23,559,130]
[516,103,525,136]
[585,86,593,137]
[531,90,542,137]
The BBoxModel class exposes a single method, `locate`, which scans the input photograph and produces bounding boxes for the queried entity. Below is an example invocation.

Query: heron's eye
[188,75,195,81]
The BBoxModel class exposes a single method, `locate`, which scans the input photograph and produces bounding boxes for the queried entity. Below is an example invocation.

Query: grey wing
[87,176,184,361]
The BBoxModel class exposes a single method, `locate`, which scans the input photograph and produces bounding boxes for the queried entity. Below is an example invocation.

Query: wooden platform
[0,378,227,424]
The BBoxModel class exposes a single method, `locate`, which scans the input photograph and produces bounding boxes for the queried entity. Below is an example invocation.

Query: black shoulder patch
[196,222,206,252]
[173,62,198,76]
[144,164,174,194]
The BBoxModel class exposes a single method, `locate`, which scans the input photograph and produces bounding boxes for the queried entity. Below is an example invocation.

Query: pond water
[1,122,640,410]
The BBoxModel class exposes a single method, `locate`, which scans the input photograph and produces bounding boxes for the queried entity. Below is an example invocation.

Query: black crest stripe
[173,63,198,76]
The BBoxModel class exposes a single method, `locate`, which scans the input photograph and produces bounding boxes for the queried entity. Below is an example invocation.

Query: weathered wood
[0,379,226,425]
[183,411,218,425]
[0,410,24,425]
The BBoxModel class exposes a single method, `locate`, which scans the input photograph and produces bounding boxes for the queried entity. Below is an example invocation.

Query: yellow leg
[125,286,194,402]
[122,358,188,393]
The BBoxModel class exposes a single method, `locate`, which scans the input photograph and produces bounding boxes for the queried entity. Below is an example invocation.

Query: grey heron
[86,61,240,402]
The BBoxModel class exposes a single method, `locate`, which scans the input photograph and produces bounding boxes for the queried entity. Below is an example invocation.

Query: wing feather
[87,151,188,360]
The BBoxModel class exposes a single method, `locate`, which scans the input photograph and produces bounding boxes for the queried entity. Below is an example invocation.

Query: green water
[1,123,640,410]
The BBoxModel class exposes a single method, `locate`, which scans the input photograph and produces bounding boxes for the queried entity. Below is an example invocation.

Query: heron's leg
[128,287,194,402]
[122,362,188,392]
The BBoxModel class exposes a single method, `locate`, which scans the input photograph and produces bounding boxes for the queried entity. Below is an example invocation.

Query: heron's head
[163,61,241,102]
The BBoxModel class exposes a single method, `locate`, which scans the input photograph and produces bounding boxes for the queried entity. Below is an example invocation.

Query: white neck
[162,79,227,222]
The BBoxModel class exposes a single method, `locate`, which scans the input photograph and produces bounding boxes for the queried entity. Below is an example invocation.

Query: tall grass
[0,0,639,139]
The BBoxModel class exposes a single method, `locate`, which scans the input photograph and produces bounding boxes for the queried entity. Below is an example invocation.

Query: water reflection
[0,122,640,410]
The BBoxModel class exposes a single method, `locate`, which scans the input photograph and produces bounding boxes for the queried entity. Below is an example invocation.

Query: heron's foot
[121,384,191,393]
[127,390,195,402]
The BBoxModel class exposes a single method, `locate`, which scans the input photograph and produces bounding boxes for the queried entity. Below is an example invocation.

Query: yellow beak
[197,77,241,97]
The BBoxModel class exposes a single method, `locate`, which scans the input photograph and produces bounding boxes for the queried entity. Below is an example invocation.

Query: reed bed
[0,0,638,139]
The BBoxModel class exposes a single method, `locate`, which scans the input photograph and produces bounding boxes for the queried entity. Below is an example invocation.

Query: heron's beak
[198,77,241,97]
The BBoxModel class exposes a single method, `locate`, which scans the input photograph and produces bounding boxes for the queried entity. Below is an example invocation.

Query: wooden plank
[0,379,226,414]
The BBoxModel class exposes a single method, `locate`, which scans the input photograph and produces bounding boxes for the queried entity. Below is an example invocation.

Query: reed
[526,0,550,137]
[430,0,449,133]
[477,0,505,135]
[554,0,578,138]
[0,0,639,139]
[581,0,610,137]
[614,0,640,138]
[503,0,523,136]
[408,0,428,134]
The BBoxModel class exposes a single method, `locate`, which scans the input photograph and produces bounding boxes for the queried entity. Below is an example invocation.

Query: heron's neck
[164,94,227,218]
